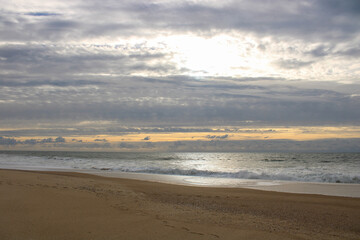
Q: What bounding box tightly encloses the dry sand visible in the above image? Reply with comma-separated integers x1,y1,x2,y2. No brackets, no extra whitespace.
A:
0,169,359,240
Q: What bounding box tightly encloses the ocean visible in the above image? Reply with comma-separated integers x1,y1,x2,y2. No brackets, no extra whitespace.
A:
0,151,359,184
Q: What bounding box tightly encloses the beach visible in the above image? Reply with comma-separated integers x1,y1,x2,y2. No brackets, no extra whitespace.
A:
0,169,359,239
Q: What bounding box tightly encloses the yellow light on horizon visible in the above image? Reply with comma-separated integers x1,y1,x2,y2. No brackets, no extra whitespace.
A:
8,126,360,145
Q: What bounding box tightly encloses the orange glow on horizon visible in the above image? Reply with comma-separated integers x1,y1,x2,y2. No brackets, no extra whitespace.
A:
11,126,360,144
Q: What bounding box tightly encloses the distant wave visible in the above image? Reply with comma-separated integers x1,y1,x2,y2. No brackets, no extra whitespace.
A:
157,157,177,160
261,159,285,162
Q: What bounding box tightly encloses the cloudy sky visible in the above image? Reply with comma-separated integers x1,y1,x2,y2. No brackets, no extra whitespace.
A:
0,0,360,151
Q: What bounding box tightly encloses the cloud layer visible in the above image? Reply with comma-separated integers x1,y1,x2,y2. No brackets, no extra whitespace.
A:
0,0,359,150
2,0,360,41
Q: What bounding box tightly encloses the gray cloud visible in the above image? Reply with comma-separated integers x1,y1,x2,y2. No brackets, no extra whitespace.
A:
206,134,229,139
120,139,360,152
274,59,315,69
2,136,359,152
119,142,137,149
0,0,359,144
335,47,360,58
77,0,359,40
0,78,106,87
0,44,175,79
0,137,17,145
0,126,248,137
55,136,65,143
307,45,334,58
1,0,359,42
0,73,359,126
307,44,360,58
0,136,66,145
25,12,61,17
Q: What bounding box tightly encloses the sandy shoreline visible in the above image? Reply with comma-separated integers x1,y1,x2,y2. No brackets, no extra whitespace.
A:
3,166,360,197
1,169,360,239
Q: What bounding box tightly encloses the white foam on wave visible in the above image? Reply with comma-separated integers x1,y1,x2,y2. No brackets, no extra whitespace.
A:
115,167,360,184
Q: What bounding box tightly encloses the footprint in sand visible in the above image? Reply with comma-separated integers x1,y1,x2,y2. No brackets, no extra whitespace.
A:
164,224,176,228
190,231,204,236
182,226,219,238
210,233,220,238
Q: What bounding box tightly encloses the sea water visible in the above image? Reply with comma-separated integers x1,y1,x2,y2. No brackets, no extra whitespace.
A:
0,151,359,184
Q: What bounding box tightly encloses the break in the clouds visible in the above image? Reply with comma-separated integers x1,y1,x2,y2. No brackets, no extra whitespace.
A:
0,0,360,151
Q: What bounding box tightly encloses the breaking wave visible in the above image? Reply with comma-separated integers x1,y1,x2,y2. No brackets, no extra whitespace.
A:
1,151,359,184
90,167,360,184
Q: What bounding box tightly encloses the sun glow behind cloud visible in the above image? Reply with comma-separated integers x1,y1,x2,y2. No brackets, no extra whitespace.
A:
122,33,360,81
164,35,259,76
144,34,282,78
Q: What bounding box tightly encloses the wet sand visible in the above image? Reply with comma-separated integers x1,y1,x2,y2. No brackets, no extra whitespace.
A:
0,169,359,239
87,170,360,197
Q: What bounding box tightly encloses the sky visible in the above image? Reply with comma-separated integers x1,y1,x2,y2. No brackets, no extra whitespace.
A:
0,0,360,151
